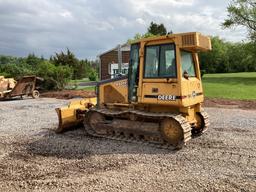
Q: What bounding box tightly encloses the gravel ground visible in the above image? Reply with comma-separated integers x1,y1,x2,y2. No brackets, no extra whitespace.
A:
0,98,255,192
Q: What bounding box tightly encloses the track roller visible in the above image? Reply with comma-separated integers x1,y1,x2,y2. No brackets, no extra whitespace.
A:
84,109,192,150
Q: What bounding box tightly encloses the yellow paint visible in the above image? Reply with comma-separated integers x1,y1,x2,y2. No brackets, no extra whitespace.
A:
55,97,97,133
57,32,211,131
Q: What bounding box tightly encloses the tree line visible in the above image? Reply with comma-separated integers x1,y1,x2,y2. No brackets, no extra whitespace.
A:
0,49,98,90
201,0,256,74
199,37,256,74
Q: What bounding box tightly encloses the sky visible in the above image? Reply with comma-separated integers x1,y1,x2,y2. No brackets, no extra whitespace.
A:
0,0,247,59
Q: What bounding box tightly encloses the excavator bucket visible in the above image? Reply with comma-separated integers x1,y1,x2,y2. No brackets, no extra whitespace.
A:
55,97,97,133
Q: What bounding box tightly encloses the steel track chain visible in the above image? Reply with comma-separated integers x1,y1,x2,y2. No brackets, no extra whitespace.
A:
200,110,210,133
191,110,209,136
84,108,192,150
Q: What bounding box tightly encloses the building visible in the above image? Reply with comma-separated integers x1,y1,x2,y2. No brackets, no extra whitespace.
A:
98,43,130,80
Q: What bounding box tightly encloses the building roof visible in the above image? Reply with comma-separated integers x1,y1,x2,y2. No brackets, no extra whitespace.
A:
97,43,130,58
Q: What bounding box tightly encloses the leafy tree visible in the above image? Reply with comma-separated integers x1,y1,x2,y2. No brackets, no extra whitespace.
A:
199,37,230,73
0,62,34,78
0,55,17,65
199,36,256,73
51,48,81,79
127,32,156,43
128,22,169,43
36,61,56,90
88,69,97,81
36,61,72,90
79,59,97,78
147,22,167,35
51,49,77,67
0,52,98,90
26,53,44,67
222,0,256,41
228,42,256,72
54,65,73,90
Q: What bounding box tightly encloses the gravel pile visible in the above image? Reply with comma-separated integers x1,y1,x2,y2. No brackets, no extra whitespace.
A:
0,98,255,191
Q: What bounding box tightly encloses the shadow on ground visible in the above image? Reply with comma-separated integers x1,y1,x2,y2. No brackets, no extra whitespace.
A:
0,97,31,102
25,127,177,159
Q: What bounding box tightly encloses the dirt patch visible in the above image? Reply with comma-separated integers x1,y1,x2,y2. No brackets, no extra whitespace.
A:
204,98,256,110
41,90,96,99
42,90,255,110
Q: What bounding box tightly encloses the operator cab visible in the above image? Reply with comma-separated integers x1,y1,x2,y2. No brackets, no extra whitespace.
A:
128,42,197,103
128,32,211,106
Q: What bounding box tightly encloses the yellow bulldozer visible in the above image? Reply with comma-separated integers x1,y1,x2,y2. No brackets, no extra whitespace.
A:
56,32,211,149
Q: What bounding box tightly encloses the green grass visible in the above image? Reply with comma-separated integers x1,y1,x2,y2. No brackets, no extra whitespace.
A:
69,78,91,84
68,78,96,91
68,73,256,100
65,83,96,91
76,86,96,91
202,72,256,100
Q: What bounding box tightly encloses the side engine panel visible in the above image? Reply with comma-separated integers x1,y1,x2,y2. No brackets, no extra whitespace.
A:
97,76,128,106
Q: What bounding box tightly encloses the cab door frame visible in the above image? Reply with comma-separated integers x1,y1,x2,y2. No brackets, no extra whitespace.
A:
128,43,140,102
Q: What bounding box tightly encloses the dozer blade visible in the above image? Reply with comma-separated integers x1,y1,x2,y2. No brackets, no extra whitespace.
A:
55,97,97,133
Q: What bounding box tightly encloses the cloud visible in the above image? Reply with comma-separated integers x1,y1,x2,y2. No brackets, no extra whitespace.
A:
0,0,247,59
136,18,146,25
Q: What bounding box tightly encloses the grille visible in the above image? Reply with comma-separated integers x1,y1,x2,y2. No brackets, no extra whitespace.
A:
182,34,195,46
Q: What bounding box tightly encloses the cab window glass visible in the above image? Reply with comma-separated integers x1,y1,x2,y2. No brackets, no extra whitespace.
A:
144,44,176,78
181,51,196,77
159,45,176,77
144,46,159,78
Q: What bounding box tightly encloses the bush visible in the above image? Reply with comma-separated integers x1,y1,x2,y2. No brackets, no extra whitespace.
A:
88,69,97,81
54,65,73,90
0,63,34,78
0,52,98,90
0,72,11,77
36,61,56,90
36,61,72,90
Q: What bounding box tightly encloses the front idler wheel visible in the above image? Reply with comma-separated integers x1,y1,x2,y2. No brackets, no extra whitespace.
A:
160,118,184,147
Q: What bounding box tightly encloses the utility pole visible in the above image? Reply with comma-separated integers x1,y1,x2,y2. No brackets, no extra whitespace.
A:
117,44,122,75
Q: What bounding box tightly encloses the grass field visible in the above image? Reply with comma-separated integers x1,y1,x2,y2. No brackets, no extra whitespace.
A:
67,78,96,91
69,78,90,84
68,72,256,100
202,72,256,100
75,86,95,91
